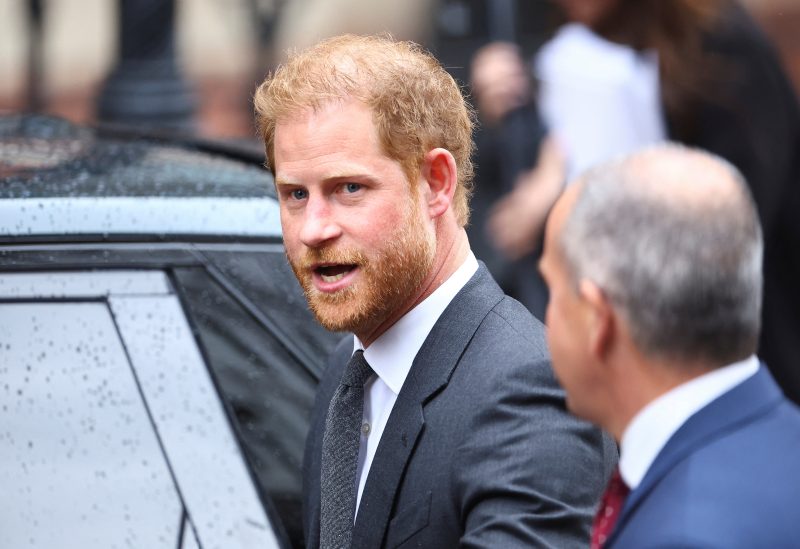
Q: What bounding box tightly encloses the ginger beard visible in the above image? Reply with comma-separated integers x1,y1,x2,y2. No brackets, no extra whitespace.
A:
288,196,436,334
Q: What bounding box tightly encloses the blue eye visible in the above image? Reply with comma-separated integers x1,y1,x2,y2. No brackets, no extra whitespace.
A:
291,189,308,200
344,183,361,193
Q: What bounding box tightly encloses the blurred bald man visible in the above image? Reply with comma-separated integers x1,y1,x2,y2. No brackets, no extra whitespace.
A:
539,144,800,549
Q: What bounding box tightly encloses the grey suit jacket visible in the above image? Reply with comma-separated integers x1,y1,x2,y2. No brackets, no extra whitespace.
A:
303,264,617,548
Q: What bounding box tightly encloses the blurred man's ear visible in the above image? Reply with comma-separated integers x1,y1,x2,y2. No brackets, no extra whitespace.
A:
579,279,615,361
422,148,457,219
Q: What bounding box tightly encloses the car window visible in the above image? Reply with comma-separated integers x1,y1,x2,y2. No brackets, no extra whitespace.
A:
0,270,282,549
173,249,341,545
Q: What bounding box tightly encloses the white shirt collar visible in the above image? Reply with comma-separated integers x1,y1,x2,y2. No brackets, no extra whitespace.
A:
619,355,759,489
353,252,479,395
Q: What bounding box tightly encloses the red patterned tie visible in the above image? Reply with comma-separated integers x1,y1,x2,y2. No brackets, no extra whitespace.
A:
591,468,630,549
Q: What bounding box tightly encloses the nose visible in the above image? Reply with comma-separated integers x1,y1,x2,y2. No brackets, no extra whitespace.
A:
299,196,342,248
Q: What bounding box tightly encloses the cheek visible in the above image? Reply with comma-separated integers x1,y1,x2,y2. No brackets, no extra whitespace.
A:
544,307,561,358
279,213,300,250
545,301,575,380
354,203,412,245
279,213,312,269
544,296,565,345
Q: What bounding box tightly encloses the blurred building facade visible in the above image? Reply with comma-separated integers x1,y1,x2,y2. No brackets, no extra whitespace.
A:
0,0,797,140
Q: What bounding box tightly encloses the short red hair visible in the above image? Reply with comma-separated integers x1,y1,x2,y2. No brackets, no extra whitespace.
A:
254,34,475,226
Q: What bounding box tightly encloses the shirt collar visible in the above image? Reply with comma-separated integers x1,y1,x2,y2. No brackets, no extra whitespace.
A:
353,252,479,395
619,355,759,489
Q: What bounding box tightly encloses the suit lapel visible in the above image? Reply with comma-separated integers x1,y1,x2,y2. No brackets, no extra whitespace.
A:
351,264,504,548
607,366,784,547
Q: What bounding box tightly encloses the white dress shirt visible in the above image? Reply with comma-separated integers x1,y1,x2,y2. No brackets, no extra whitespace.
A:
534,23,666,181
619,355,760,490
351,252,479,513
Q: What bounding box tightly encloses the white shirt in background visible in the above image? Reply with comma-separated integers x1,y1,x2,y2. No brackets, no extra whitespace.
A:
535,23,667,181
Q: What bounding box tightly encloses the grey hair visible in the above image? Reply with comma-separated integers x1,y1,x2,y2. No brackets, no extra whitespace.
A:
560,143,763,365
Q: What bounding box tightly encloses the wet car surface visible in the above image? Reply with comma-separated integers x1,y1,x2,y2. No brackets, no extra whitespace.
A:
0,115,339,549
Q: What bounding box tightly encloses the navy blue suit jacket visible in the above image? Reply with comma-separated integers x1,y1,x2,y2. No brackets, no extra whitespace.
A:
608,366,800,548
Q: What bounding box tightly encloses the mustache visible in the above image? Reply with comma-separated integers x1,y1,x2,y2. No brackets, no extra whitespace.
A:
291,247,368,270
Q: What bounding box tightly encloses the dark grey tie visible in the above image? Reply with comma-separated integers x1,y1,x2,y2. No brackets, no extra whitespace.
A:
320,350,374,549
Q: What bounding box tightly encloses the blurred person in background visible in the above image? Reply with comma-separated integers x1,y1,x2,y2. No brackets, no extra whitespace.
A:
540,143,800,549
468,42,562,321
479,0,800,404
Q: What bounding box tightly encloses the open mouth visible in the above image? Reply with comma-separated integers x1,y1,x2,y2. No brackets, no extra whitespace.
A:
315,264,357,283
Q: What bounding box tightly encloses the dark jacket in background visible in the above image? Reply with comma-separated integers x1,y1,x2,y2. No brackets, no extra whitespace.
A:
668,3,800,404
469,105,550,321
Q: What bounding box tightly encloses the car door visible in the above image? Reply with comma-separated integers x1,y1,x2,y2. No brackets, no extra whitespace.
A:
0,270,282,549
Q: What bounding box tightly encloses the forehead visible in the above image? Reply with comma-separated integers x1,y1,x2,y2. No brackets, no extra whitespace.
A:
274,101,376,156
275,99,377,145
541,183,582,274
548,184,581,243
272,100,401,185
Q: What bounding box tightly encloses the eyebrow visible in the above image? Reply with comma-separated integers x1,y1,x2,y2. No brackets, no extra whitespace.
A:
275,171,379,188
274,176,300,187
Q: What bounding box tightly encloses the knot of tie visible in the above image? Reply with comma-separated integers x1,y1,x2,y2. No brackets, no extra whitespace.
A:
341,350,374,387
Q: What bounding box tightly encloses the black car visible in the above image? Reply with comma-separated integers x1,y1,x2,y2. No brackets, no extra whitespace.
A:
0,114,339,549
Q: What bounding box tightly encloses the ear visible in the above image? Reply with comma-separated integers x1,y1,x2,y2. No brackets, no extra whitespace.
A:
578,279,615,361
421,148,457,219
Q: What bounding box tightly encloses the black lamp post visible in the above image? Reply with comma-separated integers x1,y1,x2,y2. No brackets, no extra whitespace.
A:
98,0,196,132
